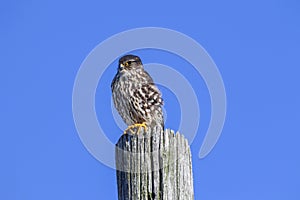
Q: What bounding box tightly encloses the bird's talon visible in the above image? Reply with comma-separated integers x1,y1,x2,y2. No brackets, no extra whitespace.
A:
129,129,135,134
124,123,147,135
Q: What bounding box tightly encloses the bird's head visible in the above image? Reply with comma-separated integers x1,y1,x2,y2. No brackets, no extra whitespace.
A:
118,54,143,72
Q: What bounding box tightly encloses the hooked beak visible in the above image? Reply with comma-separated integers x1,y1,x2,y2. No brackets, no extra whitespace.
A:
119,63,125,71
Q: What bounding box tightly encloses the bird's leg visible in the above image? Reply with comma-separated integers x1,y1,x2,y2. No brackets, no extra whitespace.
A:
123,125,136,135
123,122,147,135
135,122,147,135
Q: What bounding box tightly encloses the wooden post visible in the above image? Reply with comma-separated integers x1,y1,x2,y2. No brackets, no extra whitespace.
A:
115,126,194,200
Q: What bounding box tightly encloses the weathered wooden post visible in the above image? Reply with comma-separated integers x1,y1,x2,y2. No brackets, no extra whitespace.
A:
115,126,194,200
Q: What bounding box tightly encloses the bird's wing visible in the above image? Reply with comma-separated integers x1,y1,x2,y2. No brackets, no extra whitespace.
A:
130,83,163,119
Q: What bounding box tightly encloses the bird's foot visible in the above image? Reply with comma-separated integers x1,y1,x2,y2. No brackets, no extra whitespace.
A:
123,122,147,135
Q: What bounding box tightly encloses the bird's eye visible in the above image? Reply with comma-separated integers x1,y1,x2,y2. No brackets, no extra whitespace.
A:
125,61,132,67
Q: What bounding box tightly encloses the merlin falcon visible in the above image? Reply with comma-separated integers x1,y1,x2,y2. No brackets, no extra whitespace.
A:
111,55,164,134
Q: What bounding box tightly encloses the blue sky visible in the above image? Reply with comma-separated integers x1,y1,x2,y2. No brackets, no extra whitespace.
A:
2,0,300,199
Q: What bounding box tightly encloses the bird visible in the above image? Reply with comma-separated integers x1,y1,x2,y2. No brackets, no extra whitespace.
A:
111,54,164,135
